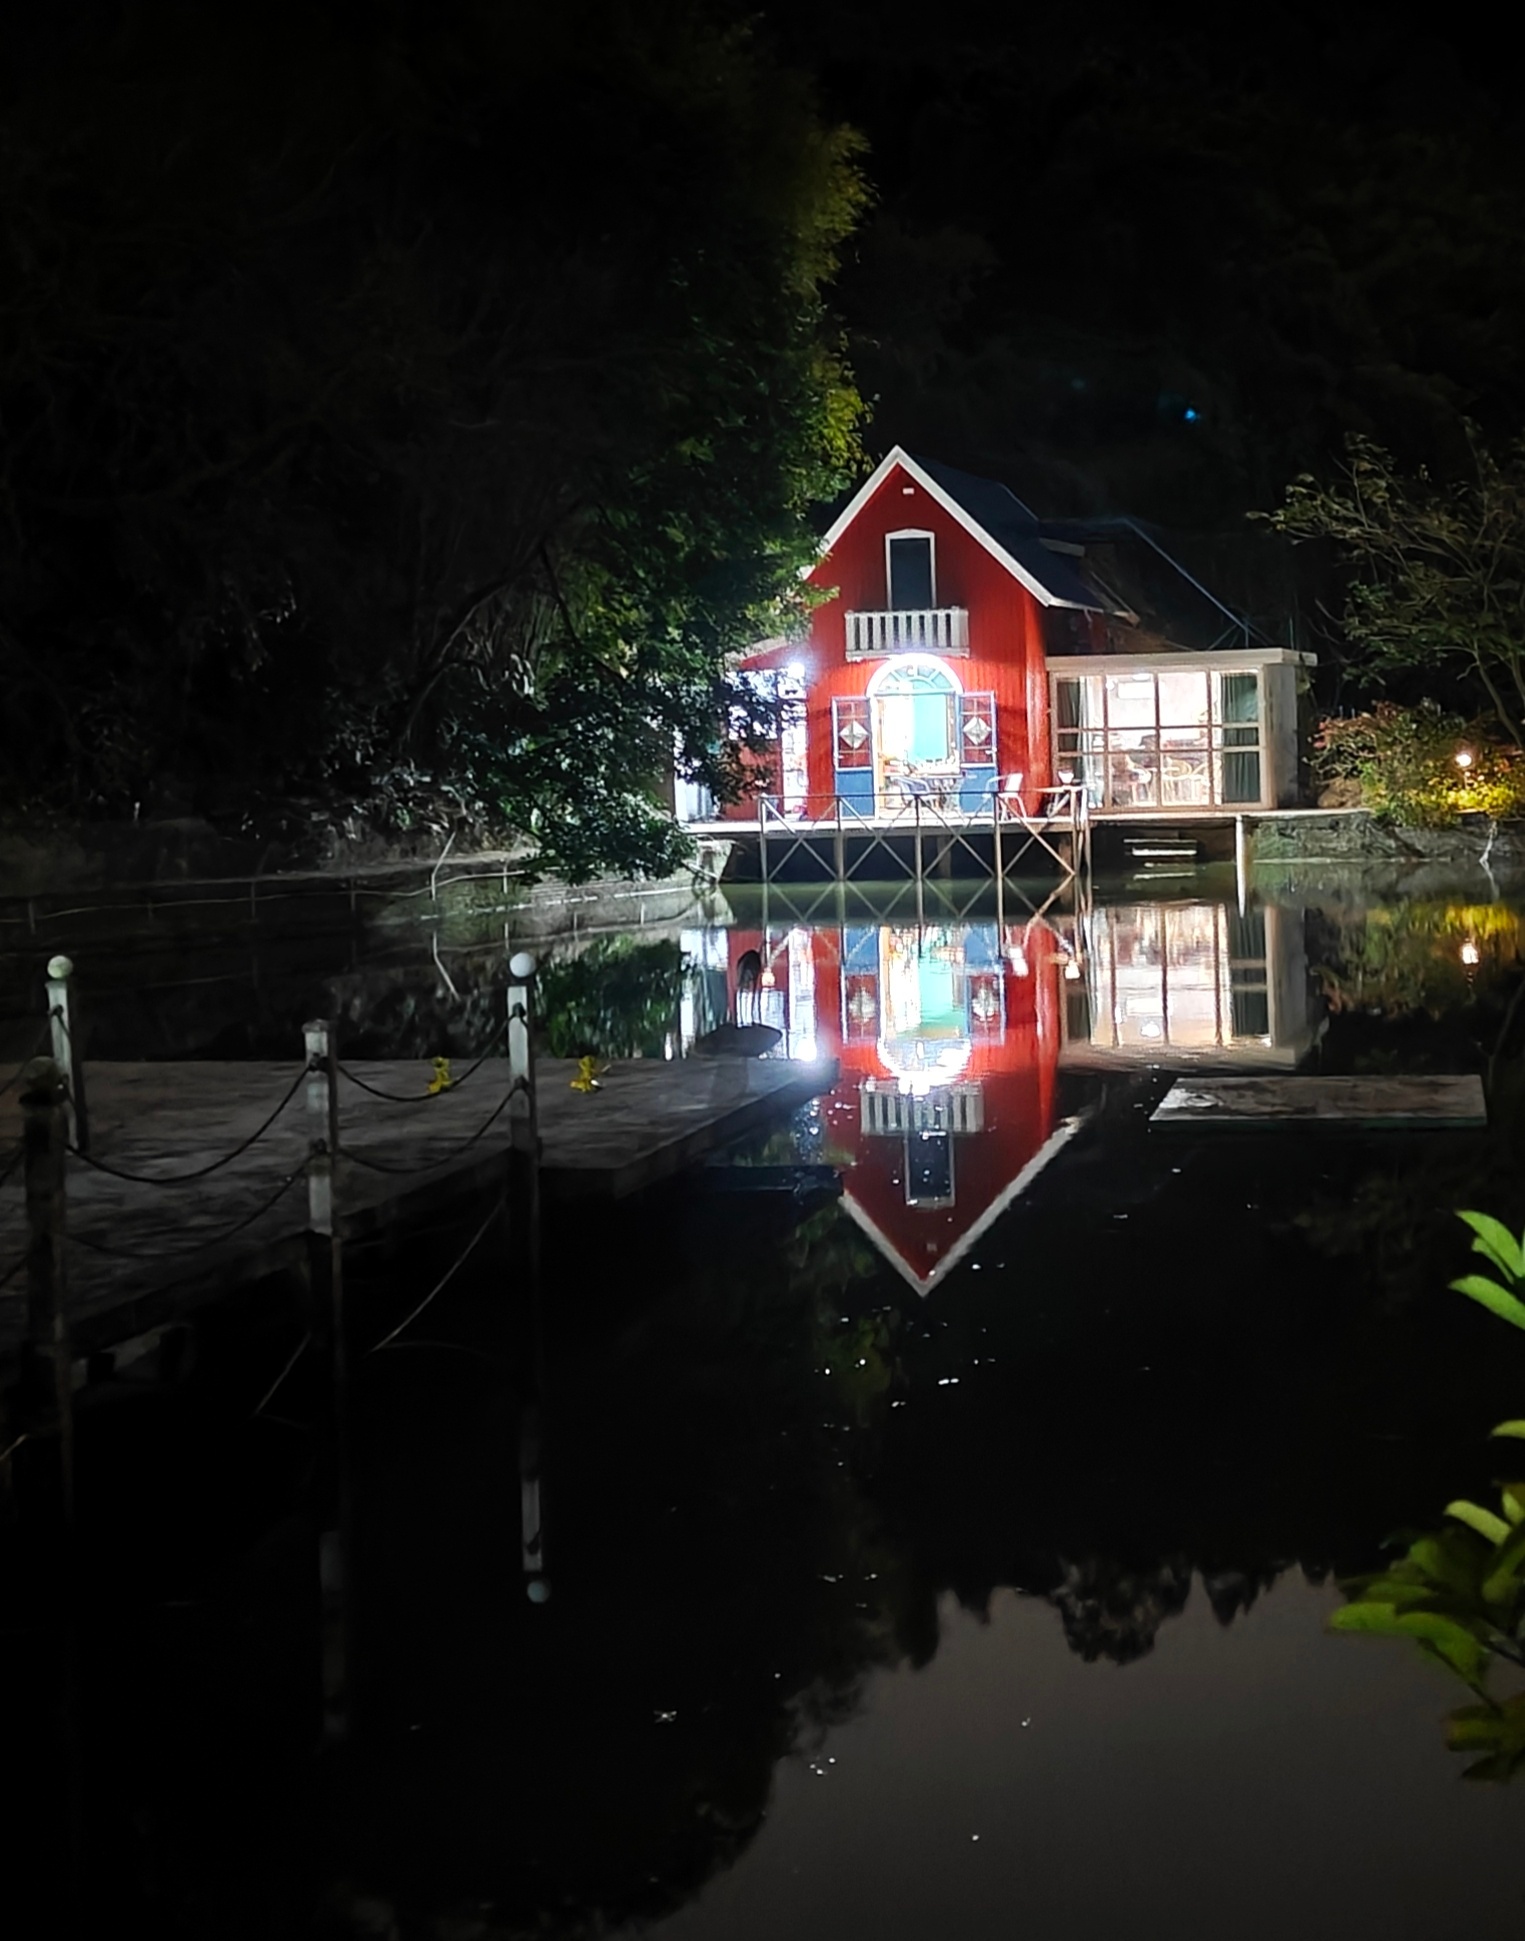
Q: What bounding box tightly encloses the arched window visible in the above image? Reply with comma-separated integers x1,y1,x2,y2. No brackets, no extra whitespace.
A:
869,657,961,772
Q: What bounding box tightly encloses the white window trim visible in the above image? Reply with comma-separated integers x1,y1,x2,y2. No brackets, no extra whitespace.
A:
866,653,963,696
884,528,936,609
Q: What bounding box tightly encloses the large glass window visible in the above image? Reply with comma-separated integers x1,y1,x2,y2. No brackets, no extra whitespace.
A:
1075,903,1269,1051
1052,667,1264,809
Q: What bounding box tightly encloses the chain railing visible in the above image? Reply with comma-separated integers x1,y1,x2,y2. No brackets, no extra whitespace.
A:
0,951,541,1364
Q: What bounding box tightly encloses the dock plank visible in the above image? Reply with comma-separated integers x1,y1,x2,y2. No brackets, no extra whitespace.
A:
0,1053,836,1361
1150,1074,1487,1130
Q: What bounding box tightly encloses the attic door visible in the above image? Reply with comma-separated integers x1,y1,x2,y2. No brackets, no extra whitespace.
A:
887,531,934,610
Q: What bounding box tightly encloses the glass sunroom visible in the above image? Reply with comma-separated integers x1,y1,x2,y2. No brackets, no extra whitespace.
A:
1049,649,1312,813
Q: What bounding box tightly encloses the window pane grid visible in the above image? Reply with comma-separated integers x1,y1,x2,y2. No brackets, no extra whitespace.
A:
1052,671,1264,808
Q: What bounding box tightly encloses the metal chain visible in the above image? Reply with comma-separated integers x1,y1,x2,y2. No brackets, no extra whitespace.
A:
67,1166,307,1261
65,1064,308,1185
368,1189,506,1354
0,1018,56,1100
336,1018,510,1104
340,1079,526,1175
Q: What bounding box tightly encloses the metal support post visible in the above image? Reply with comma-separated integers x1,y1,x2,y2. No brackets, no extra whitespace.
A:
833,796,846,882
46,956,88,1154
507,951,548,1602
20,1057,73,1521
304,1018,351,1736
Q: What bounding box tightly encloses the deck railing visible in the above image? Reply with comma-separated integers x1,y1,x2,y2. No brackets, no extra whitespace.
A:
755,785,1090,888
844,607,970,658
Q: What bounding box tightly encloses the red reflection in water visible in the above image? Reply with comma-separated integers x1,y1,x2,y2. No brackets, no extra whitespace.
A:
726,922,1064,1295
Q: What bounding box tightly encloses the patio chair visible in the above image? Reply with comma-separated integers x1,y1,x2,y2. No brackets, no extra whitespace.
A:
991,772,1027,819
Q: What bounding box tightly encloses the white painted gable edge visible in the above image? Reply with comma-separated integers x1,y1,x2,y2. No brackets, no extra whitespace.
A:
818,446,1102,611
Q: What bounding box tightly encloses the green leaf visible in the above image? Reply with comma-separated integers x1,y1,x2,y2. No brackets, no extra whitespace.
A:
1449,1274,1525,1333
1458,1211,1525,1281
1407,1530,1487,1597
1481,1520,1525,1606
1348,1576,1439,1608
1447,1499,1513,1546
1503,1485,1525,1528
1445,1705,1505,1750
1491,1421,1525,1440
1333,1603,1493,1688
1330,1601,1415,1638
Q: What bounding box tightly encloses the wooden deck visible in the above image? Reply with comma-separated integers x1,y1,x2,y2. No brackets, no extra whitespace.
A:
1150,1074,1488,1130
0,1054,836,1363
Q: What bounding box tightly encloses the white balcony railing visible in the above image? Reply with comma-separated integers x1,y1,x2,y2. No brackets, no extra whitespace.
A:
860,1080,985,1137
845,607,969,659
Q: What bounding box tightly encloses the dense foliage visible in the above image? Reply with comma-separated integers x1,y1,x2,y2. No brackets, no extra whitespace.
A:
1314,704,1525,826
0,0,865,877
1271,433,1525,747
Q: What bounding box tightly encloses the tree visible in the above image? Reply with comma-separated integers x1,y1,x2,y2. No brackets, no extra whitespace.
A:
1265,431,1525,748
0,0,866,877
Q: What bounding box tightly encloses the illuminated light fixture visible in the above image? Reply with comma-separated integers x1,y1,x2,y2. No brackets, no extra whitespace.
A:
760,968,776,987
1461,941,1481,966
1058,768,1076,785
1063,961,1083,982
788,661,806,681
1139,1020,1162,1039
1455,749,1474,769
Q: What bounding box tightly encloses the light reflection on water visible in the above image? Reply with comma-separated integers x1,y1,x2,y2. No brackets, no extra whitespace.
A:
681,897,1321,1295
9,877,1525,1934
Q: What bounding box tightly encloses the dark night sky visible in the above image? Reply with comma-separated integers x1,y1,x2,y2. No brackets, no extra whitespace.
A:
757,1,1525,546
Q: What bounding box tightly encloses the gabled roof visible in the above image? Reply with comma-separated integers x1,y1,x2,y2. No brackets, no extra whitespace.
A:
820,446,1128,615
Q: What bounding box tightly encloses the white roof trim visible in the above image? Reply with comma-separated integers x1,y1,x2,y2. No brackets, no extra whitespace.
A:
819,447,1101,611
838,1114,1084,1298
1050,648,1316,674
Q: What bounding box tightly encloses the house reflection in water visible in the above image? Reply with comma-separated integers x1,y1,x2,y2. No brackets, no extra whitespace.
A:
682,902,1314,1296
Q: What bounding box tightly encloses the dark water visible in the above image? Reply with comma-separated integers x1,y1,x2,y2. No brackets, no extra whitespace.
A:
5,872,1525,1936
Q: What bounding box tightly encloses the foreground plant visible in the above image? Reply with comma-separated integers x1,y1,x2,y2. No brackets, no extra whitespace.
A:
1332,1210,1525,1778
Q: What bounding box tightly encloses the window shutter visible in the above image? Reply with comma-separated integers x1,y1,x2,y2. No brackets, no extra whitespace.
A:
833,695,872,769
957,692,996,769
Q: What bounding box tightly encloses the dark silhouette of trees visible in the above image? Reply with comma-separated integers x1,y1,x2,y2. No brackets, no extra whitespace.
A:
1,0,865,875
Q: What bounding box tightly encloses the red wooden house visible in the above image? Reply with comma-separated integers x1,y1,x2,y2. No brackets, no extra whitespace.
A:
679,447,1310,826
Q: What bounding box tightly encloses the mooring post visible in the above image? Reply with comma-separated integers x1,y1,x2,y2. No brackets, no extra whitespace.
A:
46,955,88,1155
303,1018,352,1736
506,950,548,1601
20,1057,74,1521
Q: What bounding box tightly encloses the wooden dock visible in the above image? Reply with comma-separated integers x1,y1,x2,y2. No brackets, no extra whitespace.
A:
1150,1074,1488,1131
0,1053,837,1364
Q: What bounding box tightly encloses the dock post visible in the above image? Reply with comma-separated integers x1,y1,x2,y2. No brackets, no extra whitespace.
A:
303,1019,351,1737
506,952,547,1601
20,1057,73,1522
46,956,88,1155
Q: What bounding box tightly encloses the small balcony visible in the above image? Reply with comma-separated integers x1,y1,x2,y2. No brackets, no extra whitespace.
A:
845,606,969,659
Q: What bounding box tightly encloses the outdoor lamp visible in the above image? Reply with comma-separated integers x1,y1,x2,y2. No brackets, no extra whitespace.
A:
1455,748,1474,769
1461,941,1481,967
